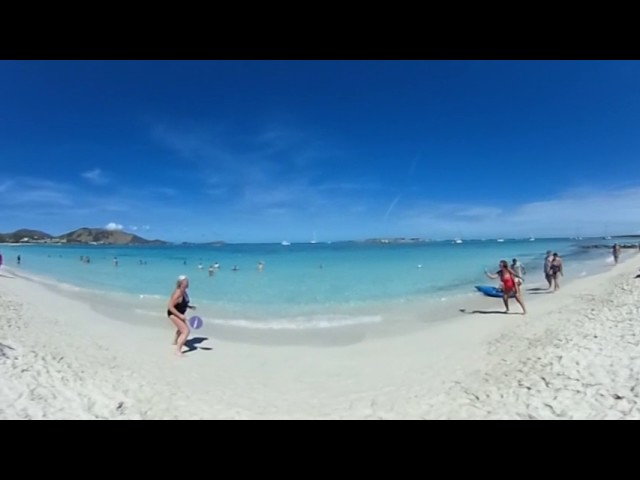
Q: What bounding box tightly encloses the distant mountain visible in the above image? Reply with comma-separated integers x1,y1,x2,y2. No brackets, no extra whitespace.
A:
0,229,53,243
0,227,229,246
58,228,167,245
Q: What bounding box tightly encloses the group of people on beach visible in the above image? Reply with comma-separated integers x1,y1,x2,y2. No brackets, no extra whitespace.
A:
483,251,566,315
484,259,528,314
165,249,574,354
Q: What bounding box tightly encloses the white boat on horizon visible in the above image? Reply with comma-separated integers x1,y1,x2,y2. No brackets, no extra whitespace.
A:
281,241,291,246
497,238,505,243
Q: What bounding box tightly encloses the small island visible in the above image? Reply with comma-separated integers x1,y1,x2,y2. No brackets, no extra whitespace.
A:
362,237,427,244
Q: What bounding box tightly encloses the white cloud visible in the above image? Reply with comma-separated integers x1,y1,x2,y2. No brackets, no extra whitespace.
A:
129,225,138,231
82,168,108,185
402,187,640,238
105,222,123,231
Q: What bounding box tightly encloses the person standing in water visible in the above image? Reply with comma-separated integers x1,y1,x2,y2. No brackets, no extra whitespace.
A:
612,243,621,265
167,275,197,356
17,254,21,265
485,260,526,314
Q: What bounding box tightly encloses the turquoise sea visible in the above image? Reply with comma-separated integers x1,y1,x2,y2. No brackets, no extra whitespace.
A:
1,238,627,329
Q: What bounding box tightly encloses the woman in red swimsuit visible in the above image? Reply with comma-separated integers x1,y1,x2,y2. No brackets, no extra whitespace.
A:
485,260,526,314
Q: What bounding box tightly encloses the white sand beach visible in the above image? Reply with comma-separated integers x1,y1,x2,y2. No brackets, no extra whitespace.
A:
1,254,640,420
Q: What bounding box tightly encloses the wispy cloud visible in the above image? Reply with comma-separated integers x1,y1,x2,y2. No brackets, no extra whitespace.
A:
402,187,640,237
0,181,12,193
383,194,401,221
128,225,150,232
152,123,379,221
81,168,109,185
0,174,171,236
0,178,74,207
457,207,503,218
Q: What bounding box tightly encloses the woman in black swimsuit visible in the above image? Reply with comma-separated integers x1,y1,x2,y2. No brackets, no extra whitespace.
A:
549,253,563,292
167,275,196,356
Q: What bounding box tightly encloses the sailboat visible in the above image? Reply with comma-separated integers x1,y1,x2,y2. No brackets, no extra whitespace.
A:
310,232,317,244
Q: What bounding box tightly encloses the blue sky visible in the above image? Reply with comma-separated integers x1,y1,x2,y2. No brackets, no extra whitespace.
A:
1,60,640,242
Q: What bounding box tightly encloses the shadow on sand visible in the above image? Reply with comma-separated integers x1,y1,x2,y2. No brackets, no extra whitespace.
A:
459,309,518,315
526,286,554,295
0,342,15,359
184,337,212,354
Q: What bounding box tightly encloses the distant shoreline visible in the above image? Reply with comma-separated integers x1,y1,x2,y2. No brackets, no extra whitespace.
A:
3,231,640,247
